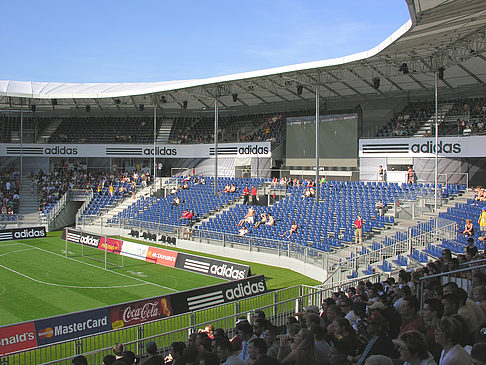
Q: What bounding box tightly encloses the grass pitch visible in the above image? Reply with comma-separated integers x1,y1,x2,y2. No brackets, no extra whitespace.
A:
0,231,320,326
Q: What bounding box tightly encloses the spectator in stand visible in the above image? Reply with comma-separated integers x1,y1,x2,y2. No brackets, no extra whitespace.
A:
397,330,436,365
141,341,163,364
422,298,443,362
356,311,397,364
280,221,298,238
278,328,316,365
237,206,256,226
354,215,364,245
265,213,275,227
242,186,250,205
463,219,475,237
264,325,280,359
479,208,486,235
434,317,472,364
378,165,384,182
113,343,125,361
251,186,258,205
329,338,353,365
471,343,486,365
248,337,280,365
164,342,185,365
215,338,246,365
466,237,479,258
71,355,88,365
102,355,116,365
254,213,267,228
236,321,256,362
398,296,426,338
171,196,180,209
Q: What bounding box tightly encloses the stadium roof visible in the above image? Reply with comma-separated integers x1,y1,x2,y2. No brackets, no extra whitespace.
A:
1,0,486,112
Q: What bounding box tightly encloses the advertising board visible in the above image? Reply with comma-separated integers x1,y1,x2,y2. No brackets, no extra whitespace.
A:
34,308,111,346
0,226,46,242
109,296,172,329
0,322,37,355
170,275,267,314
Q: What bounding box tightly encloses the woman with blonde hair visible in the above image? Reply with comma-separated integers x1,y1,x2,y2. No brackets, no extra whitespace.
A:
278,328,316,365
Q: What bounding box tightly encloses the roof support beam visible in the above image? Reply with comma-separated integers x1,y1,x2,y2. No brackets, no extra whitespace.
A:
322,69,364,96
347,68,385,95
365,63,404,91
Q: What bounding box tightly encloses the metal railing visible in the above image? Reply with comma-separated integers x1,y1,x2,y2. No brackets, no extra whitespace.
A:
99,217,328,270
324,217,457,277
3,283,349,365
91,214,456,279
393,192,442,220
417,260,486,310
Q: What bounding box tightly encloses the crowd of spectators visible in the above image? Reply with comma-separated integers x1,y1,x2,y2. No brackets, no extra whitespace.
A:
376,102,434,137
0,167,20,215
36,168,150,213
69,248,486,365
169,113,285,145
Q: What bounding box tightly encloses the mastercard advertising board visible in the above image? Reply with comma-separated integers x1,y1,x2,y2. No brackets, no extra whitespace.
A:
34,308,111,346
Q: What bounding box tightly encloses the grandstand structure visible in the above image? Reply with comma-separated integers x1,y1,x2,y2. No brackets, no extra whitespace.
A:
0,1,485,278
1,0,486,363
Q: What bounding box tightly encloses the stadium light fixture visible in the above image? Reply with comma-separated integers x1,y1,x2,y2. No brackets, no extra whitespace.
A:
372,78,380,90
438,67,445,80
399,63,409,74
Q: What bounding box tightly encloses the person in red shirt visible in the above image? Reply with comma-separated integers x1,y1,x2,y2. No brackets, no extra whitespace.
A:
398,295,426,338
251,186,258,205
243,186,250,205
354,215,364,245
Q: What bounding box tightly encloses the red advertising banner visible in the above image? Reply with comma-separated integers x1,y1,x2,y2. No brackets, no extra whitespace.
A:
0,322,37,355
99,237,123,254
145,246,178,267
109,296,172,329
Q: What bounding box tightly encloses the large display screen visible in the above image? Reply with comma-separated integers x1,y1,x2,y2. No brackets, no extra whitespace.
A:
286,113,358,160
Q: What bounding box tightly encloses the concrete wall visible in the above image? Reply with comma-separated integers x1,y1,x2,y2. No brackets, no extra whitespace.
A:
98,226,327,282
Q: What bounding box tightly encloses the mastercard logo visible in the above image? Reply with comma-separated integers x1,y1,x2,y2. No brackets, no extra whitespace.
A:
112,320,124,329
38,327,53,339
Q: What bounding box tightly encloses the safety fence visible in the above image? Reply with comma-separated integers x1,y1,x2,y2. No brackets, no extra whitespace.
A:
2,279,383,365
98,215,457,280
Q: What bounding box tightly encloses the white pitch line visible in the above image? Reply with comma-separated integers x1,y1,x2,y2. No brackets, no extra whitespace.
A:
0,263,149,289
9,241,179,292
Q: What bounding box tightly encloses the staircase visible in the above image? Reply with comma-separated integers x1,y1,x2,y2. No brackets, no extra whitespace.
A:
332,189,475,282
36,119,63,143
18,177,41,226
413,103,455,137
157,119,174,143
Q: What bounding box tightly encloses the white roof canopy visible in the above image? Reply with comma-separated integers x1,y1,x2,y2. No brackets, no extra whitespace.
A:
1,0,486,112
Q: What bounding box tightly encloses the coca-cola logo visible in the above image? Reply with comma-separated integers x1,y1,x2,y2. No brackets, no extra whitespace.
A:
122,301,160,324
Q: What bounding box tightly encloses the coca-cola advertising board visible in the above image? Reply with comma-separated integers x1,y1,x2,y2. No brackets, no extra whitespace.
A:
109,296,172,329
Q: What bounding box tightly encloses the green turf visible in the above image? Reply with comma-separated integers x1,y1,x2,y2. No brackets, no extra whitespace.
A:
0,232,319,327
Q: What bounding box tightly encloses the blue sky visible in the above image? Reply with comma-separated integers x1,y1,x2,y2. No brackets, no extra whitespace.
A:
0,1,410,83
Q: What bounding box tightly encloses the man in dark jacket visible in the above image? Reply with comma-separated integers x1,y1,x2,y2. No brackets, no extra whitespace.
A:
142,341,164,365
